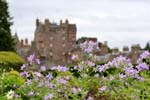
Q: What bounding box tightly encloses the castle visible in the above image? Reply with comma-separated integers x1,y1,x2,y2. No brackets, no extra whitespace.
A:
33,19,76,64
13,18,144,65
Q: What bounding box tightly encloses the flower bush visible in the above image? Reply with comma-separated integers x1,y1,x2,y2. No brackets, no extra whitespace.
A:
0,41,150,100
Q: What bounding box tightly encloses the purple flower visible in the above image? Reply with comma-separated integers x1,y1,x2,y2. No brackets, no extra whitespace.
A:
27,91,34,96
109,76,114,81
98,64,108,72
20,71,27,77
38,82,44,88
77,64,83,71
57,78,68,84
46,73,53,81
26,79,32,85
49,83,54,89
57,65,68,72
125,67,138,76
41,66,46,71
71,54,78,60
133,95,137,99
136,63,149,71
80,41,99,53
85,96,93,100
140,51,150,59
65,76,70,80
99,86,107,91
35,59,40,64
27,54,35,63
94,74,99,78
84,46,93,53
138,77,145,81
21,64,26,70
33,72,42,77
119,73,126,79
132,74,145,81
72,87,78,94
88,61,95,67
57,89,61,92
44,93,54,100
50,66,57,70
34,77,39,82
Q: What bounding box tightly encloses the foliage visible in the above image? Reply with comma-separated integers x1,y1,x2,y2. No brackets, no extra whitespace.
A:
0,70,25,98
0,52,24,71
0,41,150,100
0,0,15,51
144,42,150,52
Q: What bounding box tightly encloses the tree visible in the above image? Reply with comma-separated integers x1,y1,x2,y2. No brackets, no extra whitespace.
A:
0,0,15,51
76,37,88,44
144,42,150,51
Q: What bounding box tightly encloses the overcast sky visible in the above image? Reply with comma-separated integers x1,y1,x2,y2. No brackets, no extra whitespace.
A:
7,0,150,50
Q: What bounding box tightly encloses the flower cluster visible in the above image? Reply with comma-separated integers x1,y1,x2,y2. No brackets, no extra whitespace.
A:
80,41,99,53
1,41,150,100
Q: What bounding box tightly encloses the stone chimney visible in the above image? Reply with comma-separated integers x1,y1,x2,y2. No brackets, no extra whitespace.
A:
65,19,69,24
45,19,50,25
112,47,119,53
36,18,39,27
131,44,140,52
60,20,62,25
44,19,50,32
123,46,129,52
104,41,108,45
100,43,108,55
25,38,28,45
21,39,24,48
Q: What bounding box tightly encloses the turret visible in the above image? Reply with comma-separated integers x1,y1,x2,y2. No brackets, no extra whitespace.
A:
65,19,69,24
44,18,50,25
60,20,62,25
131,44,140,52
44,19,50,32
112,47,119,54
25,38,28,45
21,39,24,48
36,18,39,27
123,46,129,52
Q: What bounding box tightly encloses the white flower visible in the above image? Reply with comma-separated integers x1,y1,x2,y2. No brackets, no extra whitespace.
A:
6,90,15,100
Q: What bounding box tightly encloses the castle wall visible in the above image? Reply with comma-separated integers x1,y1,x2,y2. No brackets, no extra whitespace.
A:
34,19,76,64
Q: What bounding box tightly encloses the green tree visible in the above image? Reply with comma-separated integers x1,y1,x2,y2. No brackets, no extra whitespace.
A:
144,42,150,51
0,0,15,51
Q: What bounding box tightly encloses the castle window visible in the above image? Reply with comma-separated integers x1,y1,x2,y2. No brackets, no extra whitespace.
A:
49,52,53,56
50,37,53,40
50,44,53,47
62,43,65,47
62,37,65,40
71,37,75,40
38,41,43,43
62,29,65,34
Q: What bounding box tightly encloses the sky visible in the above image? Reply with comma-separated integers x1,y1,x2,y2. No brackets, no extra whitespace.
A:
7,0,150,50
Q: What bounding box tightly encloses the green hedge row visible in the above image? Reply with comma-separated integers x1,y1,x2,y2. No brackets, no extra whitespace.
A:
0,52,24,71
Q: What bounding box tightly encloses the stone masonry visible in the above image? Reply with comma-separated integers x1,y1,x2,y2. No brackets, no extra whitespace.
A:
34,18,76,64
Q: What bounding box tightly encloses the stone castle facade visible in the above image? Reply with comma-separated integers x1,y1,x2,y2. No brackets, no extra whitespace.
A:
34,19,76,63
13,18,144,65
13,33,31,59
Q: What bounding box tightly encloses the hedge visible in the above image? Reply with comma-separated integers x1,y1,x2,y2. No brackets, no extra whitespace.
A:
0,52,24,71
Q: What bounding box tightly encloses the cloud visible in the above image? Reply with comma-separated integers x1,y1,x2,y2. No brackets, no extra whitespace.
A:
7,0,150,49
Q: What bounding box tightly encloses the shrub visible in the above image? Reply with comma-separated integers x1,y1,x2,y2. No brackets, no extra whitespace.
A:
0,70,25,95
0,52,24,71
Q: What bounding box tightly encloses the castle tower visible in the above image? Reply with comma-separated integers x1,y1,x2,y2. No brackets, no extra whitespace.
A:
34,18,77,64
25,38,28,45
36,18,39,27
20,39,24,48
